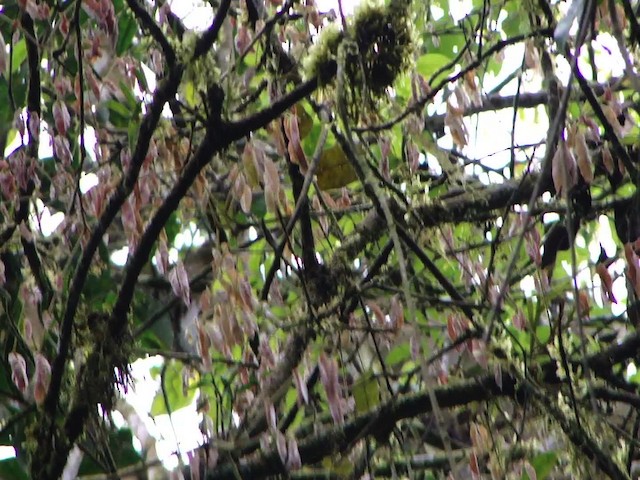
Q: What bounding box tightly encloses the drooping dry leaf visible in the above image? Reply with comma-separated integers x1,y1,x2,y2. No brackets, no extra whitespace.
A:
581,115,600,143
265,400,277,430
470,450,480,479
523,461,538,480
8,352,28,395
286,437,301,471
319,353,343,425
577,291,590,318
551,141,577,197
625,243,640,297
169,260,191,307
463,70,481,106
240,183,252,214
284,114,308,172
53,101,71,135
272,428,286,464
596,261,617,303
154,230,169,276
390,295,404,330
242,142,261,188
524,39,540,70
574,129,593,183
263,156,280,213
293,367,309,405
27,111,40,142
601,104,624,137
53,136,72,166
293,104,313,139
445,98,468,149
34,353,51,406
602,144,615,175
470,422,490,453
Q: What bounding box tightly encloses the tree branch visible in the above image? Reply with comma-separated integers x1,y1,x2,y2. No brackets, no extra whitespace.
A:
422,77,623,137
208,373,514,479
127,0,176,67
37,71,330,480
44,65,184,420
193,0,232,59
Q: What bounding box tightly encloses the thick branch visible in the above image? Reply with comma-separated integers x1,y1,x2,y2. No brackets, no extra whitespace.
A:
330,173,539,275
193,0,232,59
423,78,622,137
127,0,176,66
208,373,514,479
19,13,52,307
110,75,322,335
208,324,640,479
44,65,184,419
38,73,329,480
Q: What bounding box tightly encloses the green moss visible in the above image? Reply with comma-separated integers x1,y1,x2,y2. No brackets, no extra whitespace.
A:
171,32,220,90
351,1,414,96
303,0,414,119
303,24,343,85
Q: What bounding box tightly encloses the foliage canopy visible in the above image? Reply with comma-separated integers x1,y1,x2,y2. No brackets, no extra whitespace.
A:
2,0,640,478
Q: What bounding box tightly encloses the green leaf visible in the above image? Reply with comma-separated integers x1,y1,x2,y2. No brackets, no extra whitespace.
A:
0,458,29,480
316,143,358,190
119,81,140,115
116,12,138,56
529,451,558,479
150,361,197,415
535,325,551,345
416,53,452,84
423,29,464,63
353,373,380,413
250,193,267,219
128,118,139,148
502,7,524,37
385,343,410,366
165,213,181,244
133,65,150,93
184,81,197,108
83,269,115,310
628,371,640,385
78,428,142,474
10,39,27,74
105,99,131,119
506,326,531,353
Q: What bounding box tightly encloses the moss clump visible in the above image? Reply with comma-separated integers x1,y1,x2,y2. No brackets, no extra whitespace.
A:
304,0,414,117
303,24,344,85
351,0,413,96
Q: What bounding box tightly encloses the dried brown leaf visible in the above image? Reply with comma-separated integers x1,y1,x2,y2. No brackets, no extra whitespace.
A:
9,352,28,395
596,261,617,303
34,353,51,406
574,130,593,183
319,354,343,425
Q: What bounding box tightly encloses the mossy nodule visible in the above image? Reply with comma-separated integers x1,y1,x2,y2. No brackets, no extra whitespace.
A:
304,0,414,118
